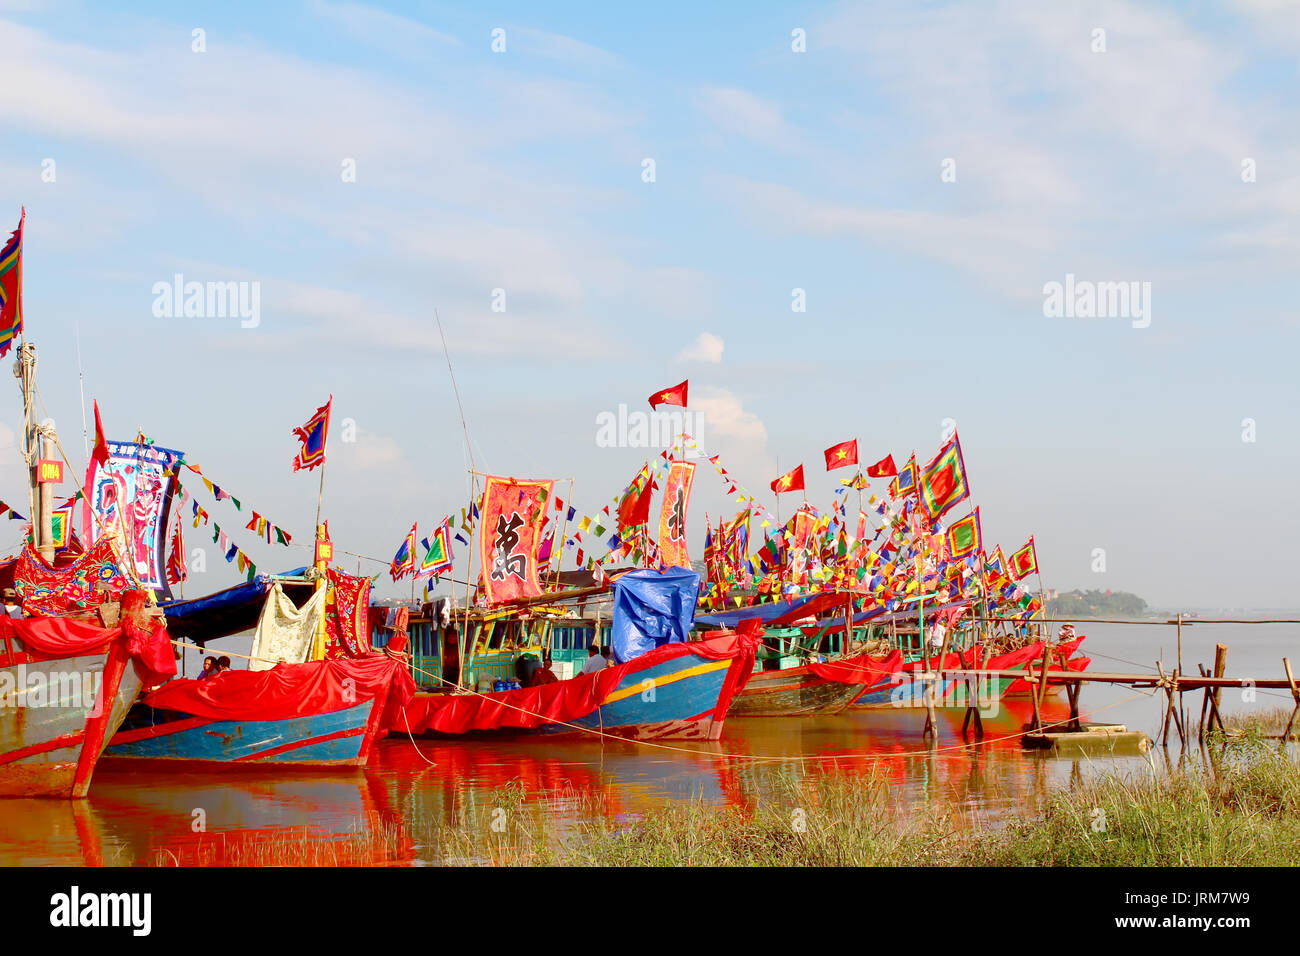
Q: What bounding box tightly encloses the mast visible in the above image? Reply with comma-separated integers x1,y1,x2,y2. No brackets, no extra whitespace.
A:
16,341,54,563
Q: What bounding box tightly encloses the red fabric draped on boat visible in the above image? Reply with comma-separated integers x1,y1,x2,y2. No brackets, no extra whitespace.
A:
142,655,417,730
401,626,761,735
0,613,177,685
807,649,903,686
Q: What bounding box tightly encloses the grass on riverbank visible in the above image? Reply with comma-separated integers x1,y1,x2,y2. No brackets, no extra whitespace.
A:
423,741,1300,867
150,740,1300,867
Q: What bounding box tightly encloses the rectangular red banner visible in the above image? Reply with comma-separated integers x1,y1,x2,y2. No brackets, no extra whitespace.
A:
479,476,553,605
657,460,695,569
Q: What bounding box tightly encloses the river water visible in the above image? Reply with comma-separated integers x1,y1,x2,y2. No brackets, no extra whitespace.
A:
3,622,1296,865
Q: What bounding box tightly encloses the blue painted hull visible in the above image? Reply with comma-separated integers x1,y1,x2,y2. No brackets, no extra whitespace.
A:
548,650,733,740
402,637,753,741
102,700,378,768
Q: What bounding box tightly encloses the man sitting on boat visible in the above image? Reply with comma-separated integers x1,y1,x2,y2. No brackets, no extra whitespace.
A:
580,644,608,675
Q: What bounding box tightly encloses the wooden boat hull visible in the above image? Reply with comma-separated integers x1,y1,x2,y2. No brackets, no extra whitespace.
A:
403,635,756,742
851,674,1016,709
102,698,384,769
547,651,734,740
729,664,865,717
0,641,142,799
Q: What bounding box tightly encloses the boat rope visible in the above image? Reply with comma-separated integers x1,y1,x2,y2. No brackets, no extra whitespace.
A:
401,708,438,766
399,660,1156,765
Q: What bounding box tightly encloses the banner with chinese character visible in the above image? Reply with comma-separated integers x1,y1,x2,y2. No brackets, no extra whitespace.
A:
478,476,553,605
657,460,695,568
83,440,184,599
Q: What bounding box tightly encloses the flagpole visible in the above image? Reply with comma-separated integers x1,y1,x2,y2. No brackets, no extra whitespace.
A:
310,409,330,662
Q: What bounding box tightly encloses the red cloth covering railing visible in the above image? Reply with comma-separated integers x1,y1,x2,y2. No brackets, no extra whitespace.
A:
13,539,130,617
401,625,761,735
806,648,903,686
142,655,417,731
0,612,177,686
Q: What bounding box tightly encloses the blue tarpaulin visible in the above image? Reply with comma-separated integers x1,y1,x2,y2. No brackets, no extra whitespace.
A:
611,567,700,663
160,568,310,642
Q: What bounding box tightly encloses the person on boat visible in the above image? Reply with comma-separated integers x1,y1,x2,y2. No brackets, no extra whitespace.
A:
600,645,613,667
216,655,232,673
197,656,218,681
530,652,558,687
579,644,607,675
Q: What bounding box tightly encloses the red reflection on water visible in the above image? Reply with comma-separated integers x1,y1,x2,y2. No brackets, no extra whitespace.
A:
0,695,1085,866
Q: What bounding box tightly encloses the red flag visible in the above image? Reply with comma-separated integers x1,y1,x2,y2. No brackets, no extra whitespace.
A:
648,380,688,409
866,453,897,478
770,464,805,495
823,439,858,471
617,463,653,531
91,400,110,467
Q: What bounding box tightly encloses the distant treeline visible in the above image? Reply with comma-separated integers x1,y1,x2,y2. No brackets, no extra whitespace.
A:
1046,589,1149,618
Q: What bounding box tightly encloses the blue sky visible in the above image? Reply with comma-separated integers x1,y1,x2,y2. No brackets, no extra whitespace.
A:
1,0,1297,607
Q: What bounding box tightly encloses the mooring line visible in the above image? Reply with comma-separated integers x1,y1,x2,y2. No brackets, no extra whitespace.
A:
398,659,1157,765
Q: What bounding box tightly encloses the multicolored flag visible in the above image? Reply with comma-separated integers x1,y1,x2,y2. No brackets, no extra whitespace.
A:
616,462,654,533
0,209,24,357
946,508,982,560
723,508,750,571
478,476,553,605
658,460,696,568
823,439,858,471
84,439,185,599
166,505,186,584
291,396,332,472
50,504,76,551
389,522,417,580
919,435,969,519
416,518,454,578
889,456,917,497
648,379,688,409
770,464,805,495
866,453,898,478
1009,536,1039,581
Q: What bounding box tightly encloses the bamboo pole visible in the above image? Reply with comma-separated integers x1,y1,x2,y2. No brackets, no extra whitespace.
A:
1283,658,1299,741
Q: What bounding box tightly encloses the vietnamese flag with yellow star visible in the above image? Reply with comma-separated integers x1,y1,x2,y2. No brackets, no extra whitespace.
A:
648,380,688,409
866,453,897,478
823,439,858,471
770,464,805,495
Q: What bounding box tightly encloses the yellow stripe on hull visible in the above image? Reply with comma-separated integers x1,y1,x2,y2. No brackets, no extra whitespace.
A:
600,659,730,705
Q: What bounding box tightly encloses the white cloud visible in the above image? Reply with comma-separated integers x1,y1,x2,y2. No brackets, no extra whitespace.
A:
677,332,725,363
697,87,801,152
694,387,766,445
309,1,460,55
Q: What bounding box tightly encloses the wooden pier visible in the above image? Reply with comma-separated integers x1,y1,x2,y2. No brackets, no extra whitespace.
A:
911,647,1300,751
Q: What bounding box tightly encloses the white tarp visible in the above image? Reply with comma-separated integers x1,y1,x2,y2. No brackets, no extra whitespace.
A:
248,584,325,671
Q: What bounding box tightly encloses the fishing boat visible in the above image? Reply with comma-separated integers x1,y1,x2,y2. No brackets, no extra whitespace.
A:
102,654,414,768
99,566,416,769
395,566,760,741
0,586,175,798
0,209,179,797
400,625,759,741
